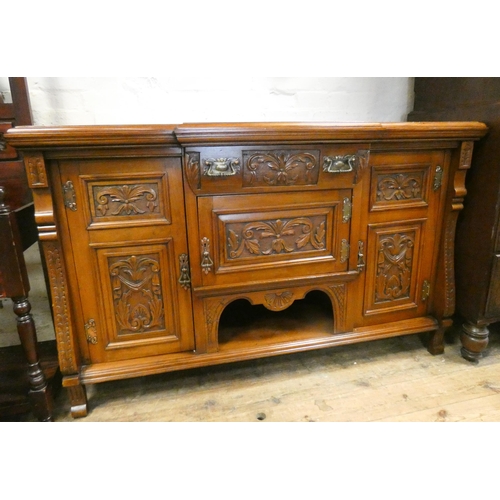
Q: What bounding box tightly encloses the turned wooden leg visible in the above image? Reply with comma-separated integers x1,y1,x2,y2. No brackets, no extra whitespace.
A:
12,296,54,422
64,375,88,418
460,321,489,362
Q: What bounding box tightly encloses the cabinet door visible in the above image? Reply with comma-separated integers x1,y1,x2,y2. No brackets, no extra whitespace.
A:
196,189,352,287
57,157,194,363
360,150,448,324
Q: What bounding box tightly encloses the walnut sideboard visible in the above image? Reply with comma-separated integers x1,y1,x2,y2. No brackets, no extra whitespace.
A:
5,122,487,418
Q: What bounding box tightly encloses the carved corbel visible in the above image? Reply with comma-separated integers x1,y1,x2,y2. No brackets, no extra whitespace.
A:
185,152,201,192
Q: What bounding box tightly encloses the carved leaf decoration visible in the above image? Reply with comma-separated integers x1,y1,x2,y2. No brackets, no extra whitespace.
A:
245,239,261,254
148,296,164,329
115,299,132,330
96,184,158,216
315,222,326,246
268,238,294,254
296,232,311,249
227,216,327,258
228,229,239,251
246,152,317,186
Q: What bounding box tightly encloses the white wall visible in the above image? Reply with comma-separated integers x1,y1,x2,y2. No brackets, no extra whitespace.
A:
0,77,415,126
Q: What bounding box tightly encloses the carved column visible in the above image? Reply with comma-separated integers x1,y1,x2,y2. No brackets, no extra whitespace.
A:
428,142,474,355
23,152,88,417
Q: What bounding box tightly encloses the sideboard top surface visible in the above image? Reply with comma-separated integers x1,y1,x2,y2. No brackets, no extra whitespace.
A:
173,121,488,144
5,122,488,149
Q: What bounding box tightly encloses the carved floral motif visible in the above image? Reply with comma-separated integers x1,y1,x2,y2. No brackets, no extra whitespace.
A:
95,184,158,216
109,254,164,333
264,291,294,311
375,232,415,303
243,151,318,186
227,217,326,259
376,173,423,201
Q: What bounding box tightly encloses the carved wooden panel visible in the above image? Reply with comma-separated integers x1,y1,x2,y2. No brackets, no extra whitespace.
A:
24,153,48,188
108,253,165,334
364,221,425,315
242,150,320,187
226,215,327,260
371,165,430,211
374,231,416,304
95,242,180,348
84,174,171,227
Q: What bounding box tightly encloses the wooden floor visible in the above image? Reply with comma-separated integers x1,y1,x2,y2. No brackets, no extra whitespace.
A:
18,322,500,422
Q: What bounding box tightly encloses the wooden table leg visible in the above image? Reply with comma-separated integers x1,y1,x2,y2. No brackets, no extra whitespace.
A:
12,296,54,421
460,321,489,362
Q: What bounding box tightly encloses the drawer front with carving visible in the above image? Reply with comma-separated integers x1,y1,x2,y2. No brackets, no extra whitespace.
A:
54,157,194,363
183,145,369,195
196,190,352,286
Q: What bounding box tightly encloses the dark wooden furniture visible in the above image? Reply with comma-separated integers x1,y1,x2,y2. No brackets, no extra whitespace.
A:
5,121,487,418
0,78,55,421
409,78,500,361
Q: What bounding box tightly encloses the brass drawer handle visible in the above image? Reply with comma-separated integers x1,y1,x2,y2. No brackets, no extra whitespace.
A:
201,237,214,274
323,150,370,183
204,158,240,177
178,253,191,290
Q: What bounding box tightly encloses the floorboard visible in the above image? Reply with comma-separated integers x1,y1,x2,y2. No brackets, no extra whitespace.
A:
17,323,500,422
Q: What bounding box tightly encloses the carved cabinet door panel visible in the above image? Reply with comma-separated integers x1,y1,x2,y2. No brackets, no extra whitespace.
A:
195,189,352,287
55,156,194,363
359,150,449,324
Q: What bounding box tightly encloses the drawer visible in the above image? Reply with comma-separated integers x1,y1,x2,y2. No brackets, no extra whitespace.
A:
196,189,352,287
58,158,178,230
184,144,370,195
368,150,447,213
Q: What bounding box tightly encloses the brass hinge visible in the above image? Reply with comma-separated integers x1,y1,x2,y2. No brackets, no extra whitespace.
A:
342,197,352,223
85,319,98,344
433,166,443,191
422,280,431,302
63,180,77,211
178,253,191,290
340,239,350,263
357,241,365,272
